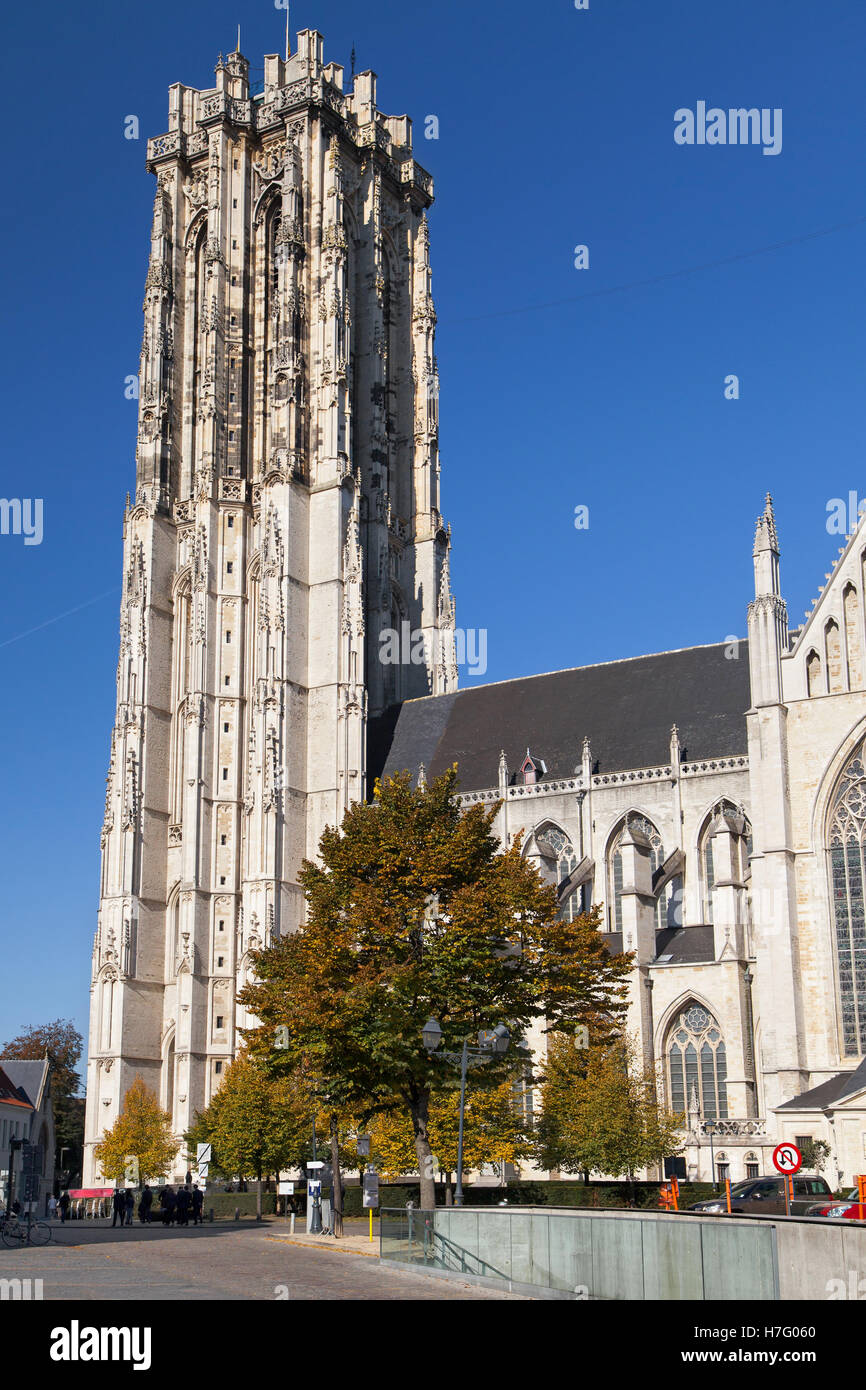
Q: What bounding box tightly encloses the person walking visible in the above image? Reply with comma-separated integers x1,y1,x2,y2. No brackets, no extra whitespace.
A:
176,1184,191,1227
191,1185,204,1226
111,1189,125,1227
139,1186,152,1224
47,1193,58,1221
58,1191,70,1223
160,1186,176,1226
124,1188,135,1226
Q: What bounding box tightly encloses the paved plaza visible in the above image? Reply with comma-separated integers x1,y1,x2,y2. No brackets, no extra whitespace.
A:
0,1220,519,1301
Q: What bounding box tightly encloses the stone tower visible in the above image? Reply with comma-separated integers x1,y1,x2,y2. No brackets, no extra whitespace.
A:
84,32,457,1183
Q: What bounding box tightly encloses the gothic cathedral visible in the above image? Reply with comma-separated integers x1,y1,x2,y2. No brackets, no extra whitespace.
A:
85,34,866,1191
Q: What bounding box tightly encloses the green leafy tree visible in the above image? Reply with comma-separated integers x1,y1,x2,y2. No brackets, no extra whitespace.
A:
536,1034,683,1199
186,1053,311,1217
2,1019,85,1174
797,1138,832,1175
93,1077,176,1184
241,767,632,1208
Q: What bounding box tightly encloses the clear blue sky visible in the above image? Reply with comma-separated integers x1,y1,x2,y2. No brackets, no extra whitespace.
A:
1,0,864,1054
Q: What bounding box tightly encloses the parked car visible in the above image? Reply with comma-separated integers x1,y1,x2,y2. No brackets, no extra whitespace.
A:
689,1174,832,1216
804,1188,866,1219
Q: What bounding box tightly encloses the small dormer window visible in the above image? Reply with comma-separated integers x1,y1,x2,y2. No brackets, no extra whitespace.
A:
518,750,546,785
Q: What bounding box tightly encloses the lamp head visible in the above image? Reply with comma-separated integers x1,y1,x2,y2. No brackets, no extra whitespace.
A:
422,1018,442,1052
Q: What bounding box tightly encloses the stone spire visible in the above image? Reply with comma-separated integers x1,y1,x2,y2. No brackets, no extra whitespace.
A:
753,492,780,599
748,492,788,706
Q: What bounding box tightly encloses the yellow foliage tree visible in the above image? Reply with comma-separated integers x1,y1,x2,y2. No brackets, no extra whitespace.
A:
369,1081,531,1191
93,1076,177,1185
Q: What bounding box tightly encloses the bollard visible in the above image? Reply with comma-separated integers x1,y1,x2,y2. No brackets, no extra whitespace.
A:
209,1208,214,1223
234,1207,240,1221
290,1212,296,1235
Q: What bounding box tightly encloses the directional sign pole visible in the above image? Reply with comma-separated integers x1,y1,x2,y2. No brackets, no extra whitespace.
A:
772,1141,802,1218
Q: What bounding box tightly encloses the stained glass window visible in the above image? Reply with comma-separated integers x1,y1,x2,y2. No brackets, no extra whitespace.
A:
666,1003,728,1120
828,751,866,1056
609,817,671,930
537,826,581,922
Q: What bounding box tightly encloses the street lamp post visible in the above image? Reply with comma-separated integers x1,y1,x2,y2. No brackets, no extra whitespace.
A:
423,1019,509,1207
308,1118,322,1235
706,1120,717,1190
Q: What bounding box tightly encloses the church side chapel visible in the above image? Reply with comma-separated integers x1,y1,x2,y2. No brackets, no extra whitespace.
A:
84,31,865,1193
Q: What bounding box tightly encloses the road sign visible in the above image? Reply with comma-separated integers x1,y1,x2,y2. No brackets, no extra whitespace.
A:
362,1172,379,1209
277,1181,294,1195
306,1159,325,1169
197,1163,209,1179
307,1180,321,1196
356,1136,371,1157
196,1143,212,1165
772,1142,802,1175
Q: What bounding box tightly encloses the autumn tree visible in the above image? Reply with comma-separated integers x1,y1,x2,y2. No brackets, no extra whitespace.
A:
370,1080,533,1200
241,767,632,1208
2,1019,85,1173
536,1034,683,1200
93,1077,176,1185
186,1053,311,1217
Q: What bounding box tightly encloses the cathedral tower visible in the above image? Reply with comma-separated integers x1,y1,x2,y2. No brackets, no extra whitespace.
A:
84,33,457,1182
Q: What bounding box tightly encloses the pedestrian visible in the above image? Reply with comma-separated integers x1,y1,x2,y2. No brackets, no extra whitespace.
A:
112,1188,125,1227
124,1188,135,1226
11,1199,21,1217
58,1191,70,1223
47,1193,58,1221
159,1186,171,1225
191,1185,203,1225
139,1186,152,1224
176,1185,191,1227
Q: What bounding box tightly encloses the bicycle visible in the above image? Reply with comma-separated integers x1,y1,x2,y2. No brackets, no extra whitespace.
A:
0,1213,52,1248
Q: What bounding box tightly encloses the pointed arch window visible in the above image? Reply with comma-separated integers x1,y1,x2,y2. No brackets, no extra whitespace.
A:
666,1003,728,1120
806,649,823,697
828,747,866,1055
536,825,581,922
699,802,753,923
609,816,670,931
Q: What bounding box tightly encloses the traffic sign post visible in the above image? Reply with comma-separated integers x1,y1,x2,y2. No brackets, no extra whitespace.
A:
772,1143,802,1215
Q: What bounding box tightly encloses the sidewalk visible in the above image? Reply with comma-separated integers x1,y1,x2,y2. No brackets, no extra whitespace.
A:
268,1221,379,1258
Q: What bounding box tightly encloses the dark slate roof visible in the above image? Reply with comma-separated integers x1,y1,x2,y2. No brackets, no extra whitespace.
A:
653,925,715,964
0,1059,49,1109
369,642,750,794
776,1056,866,1112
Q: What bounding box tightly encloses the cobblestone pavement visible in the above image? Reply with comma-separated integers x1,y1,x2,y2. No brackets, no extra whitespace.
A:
0,1221,521,1300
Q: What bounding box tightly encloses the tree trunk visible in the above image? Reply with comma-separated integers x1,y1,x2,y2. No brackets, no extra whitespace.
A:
329,1114,343,1238
444,1175,453,1207
256,1166,263,1220
409,1089,436,1210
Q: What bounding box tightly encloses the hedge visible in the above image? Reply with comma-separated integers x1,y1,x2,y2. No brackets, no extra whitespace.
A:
339,1179,718,1215
201,1180,719,1218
